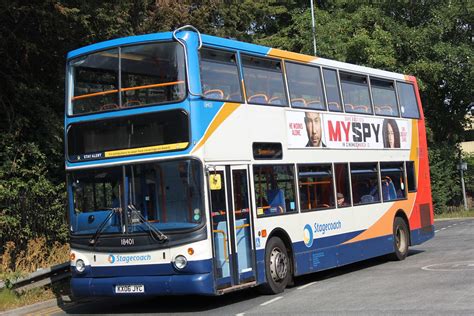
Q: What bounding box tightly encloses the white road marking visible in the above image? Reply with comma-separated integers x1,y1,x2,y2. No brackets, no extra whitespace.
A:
260,296,283,306
298,281,317,290
453,224,457,226
236,313,245,316
441,228,446,230
435,230,440,233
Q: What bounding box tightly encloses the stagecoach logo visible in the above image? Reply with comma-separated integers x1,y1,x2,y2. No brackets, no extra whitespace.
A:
107,253,152,264
303,224,314,248
108,254,116,264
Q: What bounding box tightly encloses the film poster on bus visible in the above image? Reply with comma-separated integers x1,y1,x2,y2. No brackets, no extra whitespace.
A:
286,111,411,150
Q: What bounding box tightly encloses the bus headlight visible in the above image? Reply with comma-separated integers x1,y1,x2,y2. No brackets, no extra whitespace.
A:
173,255,187,270
75,259,86,273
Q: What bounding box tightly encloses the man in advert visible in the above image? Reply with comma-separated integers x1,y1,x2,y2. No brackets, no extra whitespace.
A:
304,112,326,147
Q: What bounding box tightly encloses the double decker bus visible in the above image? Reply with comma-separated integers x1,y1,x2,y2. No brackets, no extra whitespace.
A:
66,26,434,297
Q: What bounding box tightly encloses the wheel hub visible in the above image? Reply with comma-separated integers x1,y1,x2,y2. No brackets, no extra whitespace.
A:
269,247,288,282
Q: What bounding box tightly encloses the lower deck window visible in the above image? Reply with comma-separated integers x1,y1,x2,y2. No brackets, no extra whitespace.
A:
298,164,334,211
380,163,406,201
334,163,351,207
254,165,296,216
350,163,380,205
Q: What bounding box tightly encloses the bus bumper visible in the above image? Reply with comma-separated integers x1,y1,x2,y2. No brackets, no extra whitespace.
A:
71,272,215,297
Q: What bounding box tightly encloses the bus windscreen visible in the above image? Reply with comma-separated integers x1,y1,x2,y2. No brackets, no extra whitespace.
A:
70,42,186,115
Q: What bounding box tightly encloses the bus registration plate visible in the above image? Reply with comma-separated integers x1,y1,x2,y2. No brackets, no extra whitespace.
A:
115,284,144,293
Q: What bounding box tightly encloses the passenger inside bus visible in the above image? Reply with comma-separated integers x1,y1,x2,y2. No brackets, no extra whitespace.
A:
337,192,348,207
381,176,397,201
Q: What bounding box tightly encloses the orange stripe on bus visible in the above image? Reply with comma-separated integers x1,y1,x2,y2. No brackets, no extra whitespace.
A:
192,102,241,153
343,194,416,245
410,119,420,190
71,81,184,101
268,48,317,63
71,89,118,101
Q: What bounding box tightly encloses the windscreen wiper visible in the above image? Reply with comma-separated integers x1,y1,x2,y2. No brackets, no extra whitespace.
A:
127,204,168,242
89,207,121,246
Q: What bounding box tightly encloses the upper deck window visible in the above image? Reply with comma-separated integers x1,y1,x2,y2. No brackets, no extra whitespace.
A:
71,48,119,114
120,43,185,108
242,55,287,106
200,48,243,102
70,42,185,115
340,72,373,114
397,82,420,119
371,78,399,117
323,69,343,112
286,62,325,110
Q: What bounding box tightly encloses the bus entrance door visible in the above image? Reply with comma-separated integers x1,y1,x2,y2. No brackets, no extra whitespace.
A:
208,165,256,290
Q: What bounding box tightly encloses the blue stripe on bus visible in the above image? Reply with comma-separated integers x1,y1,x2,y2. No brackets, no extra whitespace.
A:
410,225,435,245
201,34,270,55
67,32,272,61
67,32,174,59
255,226,434,283
71,273,215,297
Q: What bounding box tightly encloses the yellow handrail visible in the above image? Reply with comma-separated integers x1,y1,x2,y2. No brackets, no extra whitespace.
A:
212,229,228,261
236,223,250,229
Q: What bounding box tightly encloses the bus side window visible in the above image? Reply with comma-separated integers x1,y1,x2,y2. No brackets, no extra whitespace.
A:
406,161,417,191
371,78,399,117
340,72,373,115
200,48,243,102
350,163,380,205
397,82,420,119
334,163,351,207
254,165,296,216
298,164,334,211
380,162,406,201
242,55,288,106
286,62,326,110
323,68,342,112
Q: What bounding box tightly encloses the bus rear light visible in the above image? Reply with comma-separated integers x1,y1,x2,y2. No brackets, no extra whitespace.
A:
187,248,194,255
70,253,76,261
261,229,267,237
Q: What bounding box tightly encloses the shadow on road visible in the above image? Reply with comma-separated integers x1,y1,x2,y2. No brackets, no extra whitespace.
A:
293,249,424,287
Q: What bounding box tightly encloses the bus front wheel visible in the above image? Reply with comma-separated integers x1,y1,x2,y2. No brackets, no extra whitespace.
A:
260,236,290,294
391,216,409,261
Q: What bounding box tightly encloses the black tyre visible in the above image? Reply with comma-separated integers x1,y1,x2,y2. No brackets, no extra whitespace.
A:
259,237,291,294
390,216,409,261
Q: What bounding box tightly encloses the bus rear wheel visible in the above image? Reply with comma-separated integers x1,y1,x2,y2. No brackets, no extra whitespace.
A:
259,236,291,294
391,216,409,261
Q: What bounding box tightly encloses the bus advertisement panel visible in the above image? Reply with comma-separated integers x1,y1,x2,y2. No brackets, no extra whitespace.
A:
286,111,411,149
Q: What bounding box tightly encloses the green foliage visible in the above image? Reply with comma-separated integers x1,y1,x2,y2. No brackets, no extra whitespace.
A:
463,152,474,195
0,0,473,254
0,134,68,250
428,143,461,214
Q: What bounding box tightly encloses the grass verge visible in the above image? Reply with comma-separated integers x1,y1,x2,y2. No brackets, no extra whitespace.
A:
435,208,474,219
0,280,70,312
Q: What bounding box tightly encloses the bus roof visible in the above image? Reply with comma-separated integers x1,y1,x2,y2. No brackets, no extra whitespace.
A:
67,31,409,81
